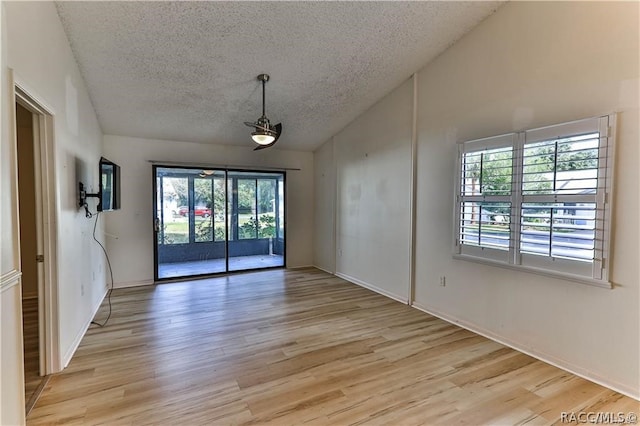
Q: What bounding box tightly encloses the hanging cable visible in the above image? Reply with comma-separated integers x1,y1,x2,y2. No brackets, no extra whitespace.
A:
91,212,113,327
83,202,93,218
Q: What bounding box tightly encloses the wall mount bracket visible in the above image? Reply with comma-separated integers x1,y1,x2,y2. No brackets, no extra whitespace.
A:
78,182,99,208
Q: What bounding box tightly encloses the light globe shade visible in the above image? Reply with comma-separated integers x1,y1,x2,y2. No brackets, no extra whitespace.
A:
251,132,275,145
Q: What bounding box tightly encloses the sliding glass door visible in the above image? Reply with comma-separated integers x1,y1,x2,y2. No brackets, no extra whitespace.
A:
153,166,285,280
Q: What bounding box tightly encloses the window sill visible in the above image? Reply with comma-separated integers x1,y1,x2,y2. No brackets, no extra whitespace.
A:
452,253,612,289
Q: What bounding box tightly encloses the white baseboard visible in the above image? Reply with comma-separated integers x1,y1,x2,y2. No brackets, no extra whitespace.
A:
113,279,154,289
286,265,316,270
335,272,409,305
412,302,639,401
285,265,315,271
62,286,108,367
312,265,335,275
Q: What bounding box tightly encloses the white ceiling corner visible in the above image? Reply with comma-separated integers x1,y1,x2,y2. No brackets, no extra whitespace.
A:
55,1,503,151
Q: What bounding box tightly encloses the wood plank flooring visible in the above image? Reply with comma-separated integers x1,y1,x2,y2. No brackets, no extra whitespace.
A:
22,297,47,415
27,268,638,425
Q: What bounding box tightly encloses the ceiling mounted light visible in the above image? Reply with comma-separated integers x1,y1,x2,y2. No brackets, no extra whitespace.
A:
251,118,276,145
244,74,282,150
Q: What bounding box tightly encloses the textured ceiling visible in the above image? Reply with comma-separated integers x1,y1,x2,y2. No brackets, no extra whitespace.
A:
55,1,502,151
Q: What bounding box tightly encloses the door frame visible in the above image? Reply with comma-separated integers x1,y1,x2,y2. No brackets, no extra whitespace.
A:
13,75,61,375
152,165,287,281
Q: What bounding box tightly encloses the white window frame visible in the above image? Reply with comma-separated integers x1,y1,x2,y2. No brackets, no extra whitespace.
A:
453,115,616,288
455,133,517,264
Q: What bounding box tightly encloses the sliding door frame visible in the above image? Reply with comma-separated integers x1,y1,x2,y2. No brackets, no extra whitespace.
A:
152,165,286,282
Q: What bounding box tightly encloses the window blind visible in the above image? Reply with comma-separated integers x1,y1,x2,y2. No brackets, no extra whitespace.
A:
454,115,615,286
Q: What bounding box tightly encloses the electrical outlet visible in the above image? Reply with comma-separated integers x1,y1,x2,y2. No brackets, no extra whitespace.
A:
81,284,85,296
439,276,446,287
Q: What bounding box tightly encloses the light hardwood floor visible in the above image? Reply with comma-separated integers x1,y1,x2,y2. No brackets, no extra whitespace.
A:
27,268,638,425
22,297,48,415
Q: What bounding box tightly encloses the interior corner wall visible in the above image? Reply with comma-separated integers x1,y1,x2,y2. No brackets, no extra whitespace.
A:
102,135,314,287
332,77,414,302
413,1,639,398
313,0,639,400
313,137,336,274
3,0,106,389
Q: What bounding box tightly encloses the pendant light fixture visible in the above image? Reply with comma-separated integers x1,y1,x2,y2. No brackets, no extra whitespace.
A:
244,74,282,150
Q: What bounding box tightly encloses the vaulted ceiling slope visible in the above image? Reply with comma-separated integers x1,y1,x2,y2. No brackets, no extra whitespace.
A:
55,1,502,151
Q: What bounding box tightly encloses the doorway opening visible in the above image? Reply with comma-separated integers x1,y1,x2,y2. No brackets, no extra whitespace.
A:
153,166,285,280
14,83,60,416
16,101,43,412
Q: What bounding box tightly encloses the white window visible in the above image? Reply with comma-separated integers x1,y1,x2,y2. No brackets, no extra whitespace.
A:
454,115,615,287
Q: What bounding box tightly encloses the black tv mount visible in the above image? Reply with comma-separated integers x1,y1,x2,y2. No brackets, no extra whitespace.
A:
78,182,99,207
78,182,99,217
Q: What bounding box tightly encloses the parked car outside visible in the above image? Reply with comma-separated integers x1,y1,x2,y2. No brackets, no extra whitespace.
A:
178,206,211,218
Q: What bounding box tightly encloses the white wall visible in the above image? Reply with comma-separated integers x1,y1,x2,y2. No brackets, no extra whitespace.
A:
0,2,14,276
328,78,414,302
414,1,639,398
103,135,314,287
0,280,24,426
1,3,106,423
0,4,25,425
314,1,639,398
313,138,335,273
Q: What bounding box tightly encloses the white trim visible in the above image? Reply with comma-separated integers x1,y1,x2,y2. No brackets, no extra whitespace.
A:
62,287,108,367
30,100,47,376
524,116,600,145
335,272,409,305
456,134,516,259
452,253,612,289
408,72,418,304
459,132,517,151
311,265,334,275
459,244,510,263
452,146,462,253
285,265,315,270
331,137,337,275
0,270,22,293
330,137,338,275
511,132,525,264
600,113,616,283
8,72,20,274
14,78,62,374
411,302,639,401
13,79,56,116
113,279,154,289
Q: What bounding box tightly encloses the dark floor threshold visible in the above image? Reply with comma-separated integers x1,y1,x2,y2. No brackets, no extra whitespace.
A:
154,265,287,284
